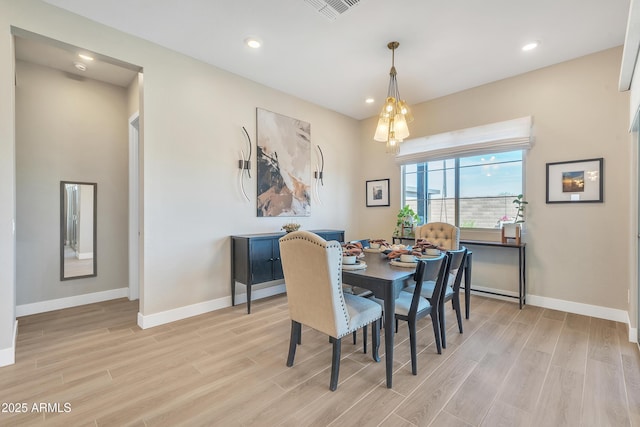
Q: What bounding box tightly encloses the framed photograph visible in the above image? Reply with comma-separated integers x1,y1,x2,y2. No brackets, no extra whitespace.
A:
546,158,603,203
366,179,390,207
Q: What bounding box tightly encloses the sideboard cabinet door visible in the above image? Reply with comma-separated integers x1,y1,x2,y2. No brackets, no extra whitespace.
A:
250,238,277,284
231,230,344,314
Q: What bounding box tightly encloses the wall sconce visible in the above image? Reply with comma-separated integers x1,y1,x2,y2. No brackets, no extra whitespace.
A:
313,145,324,204
238,126,252,202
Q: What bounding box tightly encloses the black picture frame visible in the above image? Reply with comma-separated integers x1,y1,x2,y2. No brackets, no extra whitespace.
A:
366,178,390,207
546,158,603,203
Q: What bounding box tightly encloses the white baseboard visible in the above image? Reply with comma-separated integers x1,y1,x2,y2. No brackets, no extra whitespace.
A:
468,285,519,303
626,312,638,343
137,284,287,329
233,284,286,305
76,252,93,260
138,296,230,329
469,287,636,343
16,288,129,317
527,294,629,324
0,320,18,367
528,294,638,343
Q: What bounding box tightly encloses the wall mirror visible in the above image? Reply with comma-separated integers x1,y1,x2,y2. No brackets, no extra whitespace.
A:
60,181,97,280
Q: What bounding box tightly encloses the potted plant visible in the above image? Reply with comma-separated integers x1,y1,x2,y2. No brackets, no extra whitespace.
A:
395,205,419,237
502,194,527,243
512,194,528,224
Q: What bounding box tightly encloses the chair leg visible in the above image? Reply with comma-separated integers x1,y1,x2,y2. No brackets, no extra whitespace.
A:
439,303,447,349
329,337,342,391
431,311,442,354
353,331,357,345
408,317,418,375
372,319,380,362
453,296,463,333
363,324,368,354
287,321,301,367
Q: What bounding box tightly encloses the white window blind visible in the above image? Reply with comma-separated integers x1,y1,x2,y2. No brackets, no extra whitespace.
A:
395,116,533,165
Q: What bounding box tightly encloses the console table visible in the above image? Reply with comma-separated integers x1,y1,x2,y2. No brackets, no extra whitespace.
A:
391,235,415,245
230,229,345,314
460,239,526,309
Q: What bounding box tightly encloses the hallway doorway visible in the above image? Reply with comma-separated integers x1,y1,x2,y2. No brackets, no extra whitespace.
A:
13,27,143,317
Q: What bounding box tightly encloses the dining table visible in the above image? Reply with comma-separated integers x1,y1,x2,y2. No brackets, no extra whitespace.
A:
341,250,416,388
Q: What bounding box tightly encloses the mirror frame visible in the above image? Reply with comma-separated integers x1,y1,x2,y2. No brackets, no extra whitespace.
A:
60,181,97,281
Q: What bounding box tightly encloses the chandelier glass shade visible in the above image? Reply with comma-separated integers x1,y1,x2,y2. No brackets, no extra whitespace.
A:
373,41,413,154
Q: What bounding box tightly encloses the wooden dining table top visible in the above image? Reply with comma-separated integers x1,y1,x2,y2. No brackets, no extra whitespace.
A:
342,251,417,280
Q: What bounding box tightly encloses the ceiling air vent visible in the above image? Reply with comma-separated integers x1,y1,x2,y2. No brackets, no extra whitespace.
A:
304,0,362,21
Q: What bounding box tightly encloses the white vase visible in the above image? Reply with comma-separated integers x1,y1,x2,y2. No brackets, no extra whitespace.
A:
502,223,520,238
501,223,522,244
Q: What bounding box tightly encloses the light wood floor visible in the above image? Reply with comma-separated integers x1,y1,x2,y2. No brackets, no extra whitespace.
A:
1,295,639,426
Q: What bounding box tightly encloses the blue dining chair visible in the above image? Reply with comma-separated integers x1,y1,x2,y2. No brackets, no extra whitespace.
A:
373,253,451,375
403,247,467,348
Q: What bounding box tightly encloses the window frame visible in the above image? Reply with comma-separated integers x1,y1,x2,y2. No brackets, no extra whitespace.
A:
401,149,526,230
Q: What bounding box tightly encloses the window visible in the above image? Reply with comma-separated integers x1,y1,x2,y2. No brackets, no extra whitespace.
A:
402,150,524,229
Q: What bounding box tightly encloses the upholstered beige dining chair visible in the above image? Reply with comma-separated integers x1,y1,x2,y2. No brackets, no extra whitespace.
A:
279,231,382,391
414,222,460,250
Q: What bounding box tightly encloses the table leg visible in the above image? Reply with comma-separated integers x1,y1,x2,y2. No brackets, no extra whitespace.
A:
247,284,252,314
231,281,236,307
464,251,472,319
383,291,395,388
521,246,526,307
231,241,236,307
518,246,527,309
518,247,522,308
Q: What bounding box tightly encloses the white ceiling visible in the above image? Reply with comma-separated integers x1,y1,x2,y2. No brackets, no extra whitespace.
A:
14,34,139,88
39,0,631,120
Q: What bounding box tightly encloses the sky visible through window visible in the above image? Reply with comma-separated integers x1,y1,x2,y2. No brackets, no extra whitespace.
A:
403,150,523,228
426,151,522,198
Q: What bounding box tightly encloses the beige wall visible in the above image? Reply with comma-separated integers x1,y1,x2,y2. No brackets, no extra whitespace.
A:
0,0,363,341
0,0,636,363
126,73,140,119
0,21,16,358
357,47,632,313
628,33,640,338
15,60,129,304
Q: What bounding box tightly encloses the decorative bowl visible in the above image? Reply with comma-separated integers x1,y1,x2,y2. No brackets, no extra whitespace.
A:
342,255,357,265
281,223,301,233
400,254,416,263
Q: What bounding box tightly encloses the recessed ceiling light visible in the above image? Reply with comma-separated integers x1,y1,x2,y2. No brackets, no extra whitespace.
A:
244,37,262,49
73,62,87,72
522,41,540,51
78,53,94,61
365,98,375,104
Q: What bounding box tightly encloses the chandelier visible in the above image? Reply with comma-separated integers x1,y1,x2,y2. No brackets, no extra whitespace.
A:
373,41,413,154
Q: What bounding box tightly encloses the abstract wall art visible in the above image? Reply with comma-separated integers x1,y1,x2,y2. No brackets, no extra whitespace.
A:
256,108,311,217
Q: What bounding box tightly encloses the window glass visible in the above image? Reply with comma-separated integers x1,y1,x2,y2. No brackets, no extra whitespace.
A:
401,150,524,229
404,163,418,173
425,164,456,225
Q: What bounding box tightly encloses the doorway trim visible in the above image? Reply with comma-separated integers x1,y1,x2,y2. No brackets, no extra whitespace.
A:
129,112,140,301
